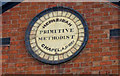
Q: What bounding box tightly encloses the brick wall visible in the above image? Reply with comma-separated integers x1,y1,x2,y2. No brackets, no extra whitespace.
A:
1,2,120,74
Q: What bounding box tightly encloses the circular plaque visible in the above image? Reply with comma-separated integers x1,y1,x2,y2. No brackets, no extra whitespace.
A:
25,6,88,64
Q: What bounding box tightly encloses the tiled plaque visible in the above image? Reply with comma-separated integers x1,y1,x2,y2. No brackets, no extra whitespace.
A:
25,7,88,64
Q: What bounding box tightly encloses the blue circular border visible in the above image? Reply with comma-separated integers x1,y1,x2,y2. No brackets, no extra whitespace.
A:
25,6,89,65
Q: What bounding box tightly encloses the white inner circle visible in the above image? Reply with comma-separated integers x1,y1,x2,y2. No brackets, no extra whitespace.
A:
36,17,78,55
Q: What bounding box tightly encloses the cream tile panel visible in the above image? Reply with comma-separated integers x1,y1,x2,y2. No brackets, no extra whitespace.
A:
71,48,76,53
79,29,84,33
49,12,53,18
40,17,45,21
30,39,35,43
62,11,67,16
49,56,53,61
70,14,75,20
44,54,49,59
36,20,42,24
74,44,79,50
39,52,45,58
66,12,71,18
64,53,68,58
53,11,57,17
67,51,72,56
31,43,36,48
54,55,58,61
35,50,41,55
58,11,62,16
44,14,49,19
59,55,63,60
30,31,36,35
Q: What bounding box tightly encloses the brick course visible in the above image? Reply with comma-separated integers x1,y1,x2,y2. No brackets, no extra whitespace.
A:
1,2,120,74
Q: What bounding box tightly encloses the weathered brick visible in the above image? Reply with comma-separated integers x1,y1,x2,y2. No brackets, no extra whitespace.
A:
2,55,9,59
91,66,102,71
25,66,36,71
100,61,112,65
102,56,109,61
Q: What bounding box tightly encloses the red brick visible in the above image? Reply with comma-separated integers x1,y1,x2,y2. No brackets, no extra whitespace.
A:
92,4,103,8
100,61,112,65
86,44,94,48
10,41,20,45
15,63,26,67
10,15,20,20
84,57,92,62
110,47,118,51
103,12,109,16
2,55,9,59
109,20,118,24
102,56,109,61
31,2,38,5
45,70,51,74
86,18,94,22
91,21,103,25
91,48,102,52
72,58,84,63
25,66,36,71
92,57,102,61
65,2,76,7
111,51,118,56
81,62,92,67
16,54,27,58
91,66,102,71
65,69,71,73
2,20,11,24
110,11,118,15
2,64,8,68
101,25,112,29
83,2,94,5
2,46,9,50
33,70,45,74
71,68,82,72
8,50,18,54
36,66,42,70
10,7,21,11
28,6,39,10
81,72,91,74
8,63,15,67
101,43,112,47
100,70,111,74
110,65,118,69
101,17,110,21
100,52,111,56
91,13,103,17
91,40,98,43
112,70,119,74
47,4,57,8
100,8,113,12
2,29,11,33
2,12,11,16
37,9,43,13
100,34,108,38
9,24,19,29
83,9,94,14
74,63,80,67
16,67,25,72
65,64,73,68
6,68,16,73
73,6,84,9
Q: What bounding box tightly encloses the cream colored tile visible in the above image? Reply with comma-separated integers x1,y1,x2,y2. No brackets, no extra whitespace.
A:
67,51,72,56
54,55,58,61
